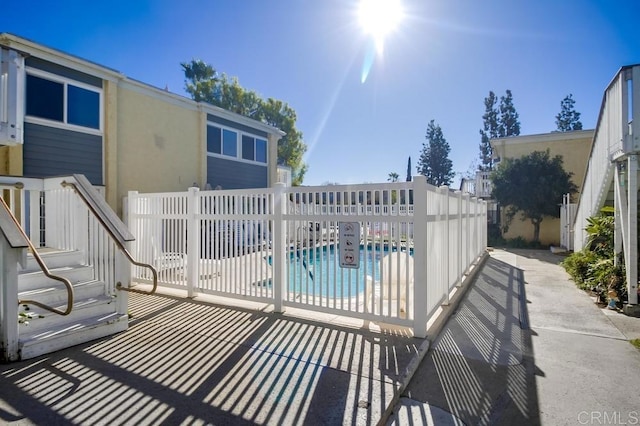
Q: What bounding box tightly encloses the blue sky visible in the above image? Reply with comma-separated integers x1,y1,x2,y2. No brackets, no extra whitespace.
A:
2,1,639,186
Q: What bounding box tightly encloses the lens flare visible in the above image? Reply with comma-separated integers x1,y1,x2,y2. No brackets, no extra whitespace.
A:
361,41,376,83
357,0,403,83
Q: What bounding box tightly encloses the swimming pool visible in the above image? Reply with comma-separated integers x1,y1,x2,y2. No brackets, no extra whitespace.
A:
287,244,410,298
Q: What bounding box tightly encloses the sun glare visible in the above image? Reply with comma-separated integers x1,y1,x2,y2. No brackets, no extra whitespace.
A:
358,0,403,55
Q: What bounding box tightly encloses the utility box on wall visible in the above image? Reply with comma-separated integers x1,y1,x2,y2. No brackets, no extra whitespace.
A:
0,47,24,145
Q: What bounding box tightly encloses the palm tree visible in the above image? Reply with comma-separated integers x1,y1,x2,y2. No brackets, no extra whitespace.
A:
388,172,399,182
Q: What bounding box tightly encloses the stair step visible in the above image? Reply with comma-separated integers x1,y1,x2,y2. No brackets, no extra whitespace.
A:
19,279,106,307
19,264,95,291
13,248,129,361
19,294,119,334
19,312,128,360
20,249,84,272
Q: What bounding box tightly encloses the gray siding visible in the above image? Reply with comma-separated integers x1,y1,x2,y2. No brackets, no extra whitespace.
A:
25,57,102,88
24,123,103,185
207,156,267,189
207,114,268,137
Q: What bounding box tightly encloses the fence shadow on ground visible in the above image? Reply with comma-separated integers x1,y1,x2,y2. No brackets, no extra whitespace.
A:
0,291,422,425
402,255,541,425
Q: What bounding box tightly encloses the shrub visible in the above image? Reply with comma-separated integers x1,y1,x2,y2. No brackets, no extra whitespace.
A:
504,237,544,249
585,213,614,257
562,209,627,306
562,250,599,289
487,223,505,247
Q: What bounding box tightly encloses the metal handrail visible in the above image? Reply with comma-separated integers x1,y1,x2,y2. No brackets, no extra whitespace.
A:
0,196,74,316
60,181,158,295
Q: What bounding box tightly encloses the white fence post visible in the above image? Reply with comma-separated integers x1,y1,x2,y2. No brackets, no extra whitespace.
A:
0,240,22,361
28,190,41,247
464,192,471,274
127,191,137,283
482,200,488,250
186,187,200,298
456,190,463,286
473,196,479,259
440,186,450,305
115,242,130,315
413,176,428,338
273,183,286,312
626,155,638,305
76,187,89,260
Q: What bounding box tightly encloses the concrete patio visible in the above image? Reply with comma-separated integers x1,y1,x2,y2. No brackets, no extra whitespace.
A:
2,248,639,425
0,289,425,425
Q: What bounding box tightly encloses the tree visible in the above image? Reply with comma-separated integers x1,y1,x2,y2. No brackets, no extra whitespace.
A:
478,91,500,171
555,94,583,131
478,90,521,172
418,120,455,186
478,130,493,172
259,98,307,185
499,89,521,137
388,172,399,182
406,156,412,182
491,149,577,243
182,59,308,185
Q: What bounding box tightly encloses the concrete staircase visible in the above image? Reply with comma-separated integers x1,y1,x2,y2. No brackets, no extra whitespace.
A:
17,249,127,360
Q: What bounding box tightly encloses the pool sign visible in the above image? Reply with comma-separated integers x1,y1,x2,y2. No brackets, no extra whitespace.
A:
339,222,360,269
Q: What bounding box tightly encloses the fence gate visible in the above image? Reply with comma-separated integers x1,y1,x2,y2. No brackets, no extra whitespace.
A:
560,193,577,251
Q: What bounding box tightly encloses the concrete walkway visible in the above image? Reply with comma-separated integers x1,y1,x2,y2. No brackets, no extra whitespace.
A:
2,248,639,425
389,249,640,426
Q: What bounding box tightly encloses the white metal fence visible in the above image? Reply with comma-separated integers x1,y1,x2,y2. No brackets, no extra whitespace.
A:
127,176,487,337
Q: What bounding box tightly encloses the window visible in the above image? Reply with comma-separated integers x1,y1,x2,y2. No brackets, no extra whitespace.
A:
26,75,63,122
241,135,267,163
207,123,267,164
25,70,101,131
67,85,100,129
256,138,267,163
207,125,222,154
222,129,237,157
242,135,254,161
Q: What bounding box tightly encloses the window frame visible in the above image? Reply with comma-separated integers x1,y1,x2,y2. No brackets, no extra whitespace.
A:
206,122,268,166
24,67,103,135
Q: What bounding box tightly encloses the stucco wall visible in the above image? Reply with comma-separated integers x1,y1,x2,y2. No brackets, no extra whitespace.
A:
0,145,23,175
110,83,204,214
492,130,594,246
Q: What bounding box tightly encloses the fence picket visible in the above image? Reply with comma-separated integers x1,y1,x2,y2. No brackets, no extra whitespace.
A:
127,179,486,336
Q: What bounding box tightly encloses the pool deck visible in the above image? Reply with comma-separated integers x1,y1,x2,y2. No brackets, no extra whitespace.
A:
0,288,428,425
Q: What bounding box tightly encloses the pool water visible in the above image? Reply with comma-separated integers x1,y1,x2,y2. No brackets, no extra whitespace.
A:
287,245,399,298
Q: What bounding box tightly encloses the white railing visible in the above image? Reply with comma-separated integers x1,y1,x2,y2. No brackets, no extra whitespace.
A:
0,175,123,299
573,70,627,249
460,171,492,198
128,176,487,337
0,175,129,360
475,171,492,198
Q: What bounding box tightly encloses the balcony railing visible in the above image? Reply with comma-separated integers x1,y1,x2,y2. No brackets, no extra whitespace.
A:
461,171,492,198
573,67,633,249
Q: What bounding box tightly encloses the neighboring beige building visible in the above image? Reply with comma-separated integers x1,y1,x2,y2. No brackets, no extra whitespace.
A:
490,129,594,246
